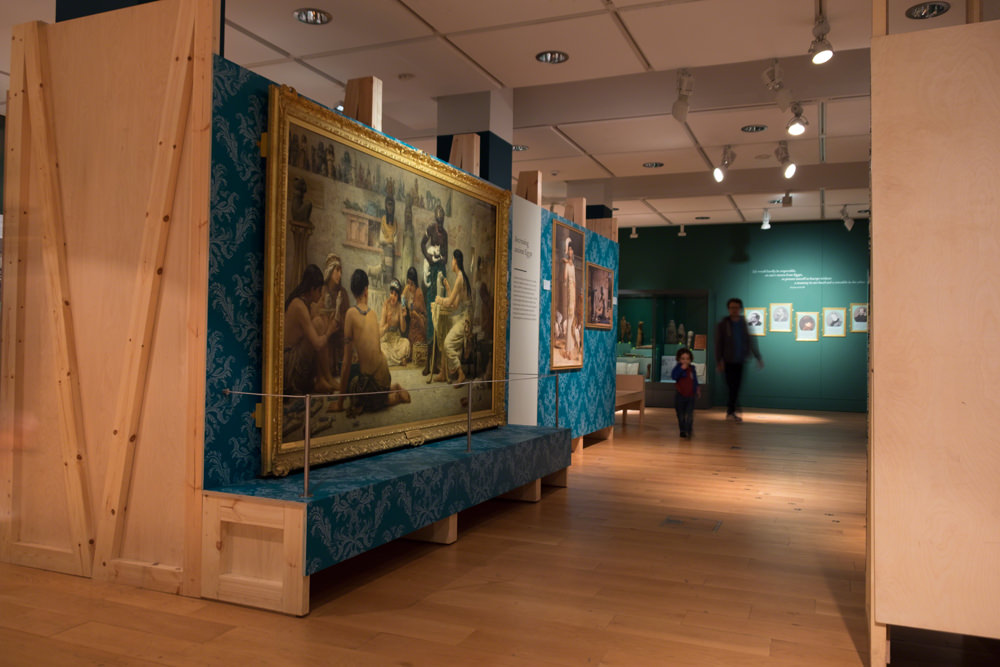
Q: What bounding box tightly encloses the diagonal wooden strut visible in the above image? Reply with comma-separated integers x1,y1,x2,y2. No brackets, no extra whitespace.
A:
21,21,95,577
93,0,197,577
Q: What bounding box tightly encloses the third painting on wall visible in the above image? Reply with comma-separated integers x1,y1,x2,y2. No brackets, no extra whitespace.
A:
551,221,585,370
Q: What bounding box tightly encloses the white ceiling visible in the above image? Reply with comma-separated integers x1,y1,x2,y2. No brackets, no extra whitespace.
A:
3,0,999,228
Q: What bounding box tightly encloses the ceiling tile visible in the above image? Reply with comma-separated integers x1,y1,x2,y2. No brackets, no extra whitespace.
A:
597,148,707,177
670,210,747,225
223,24,288,64
825,97,871,136
512,127,582,161
732,191,822,211
824,135,871,163
249,61,344,111
824,188,871,207
686,104,819,149
404,0,605,34
611,200,655,215
304,37,497,102
765,205,823,222
509,155,612,181
646,195,735,213
225,0,431,58
450,14,645,88
560,115,694,154
615,211,670,228
621,0,872,71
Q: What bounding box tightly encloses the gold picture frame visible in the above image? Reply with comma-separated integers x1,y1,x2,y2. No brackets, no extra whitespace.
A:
551,220,585,369
585,262,613,330
262,85,511,476
745,307,766,336
823,307,847,337
770,302,793,332
850,303,869,332
796,311,819,341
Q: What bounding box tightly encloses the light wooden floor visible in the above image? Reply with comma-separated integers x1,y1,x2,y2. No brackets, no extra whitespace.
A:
2,407,873,666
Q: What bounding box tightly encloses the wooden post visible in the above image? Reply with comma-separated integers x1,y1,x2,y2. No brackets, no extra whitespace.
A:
448,133,481,176
343,76,382,131
516,170,542,204
564,197,587,227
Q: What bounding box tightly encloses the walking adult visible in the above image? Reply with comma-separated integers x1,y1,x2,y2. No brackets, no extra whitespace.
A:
715,297,763,421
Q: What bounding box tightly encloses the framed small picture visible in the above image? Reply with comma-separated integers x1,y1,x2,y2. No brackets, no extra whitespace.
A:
850,303,869,332
585,263,613,330
823,307,847,337
770,303,793,332
796,311,819,341
745,307,766,336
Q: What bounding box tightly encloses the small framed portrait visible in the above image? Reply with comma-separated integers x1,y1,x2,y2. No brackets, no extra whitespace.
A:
796,311,819,341
850,303,869,332
585,263,614,329
769,303,793,332
745,307,766,336
823,307,847,337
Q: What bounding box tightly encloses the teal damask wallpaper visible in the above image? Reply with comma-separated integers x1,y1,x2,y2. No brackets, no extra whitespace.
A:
536,211,618,437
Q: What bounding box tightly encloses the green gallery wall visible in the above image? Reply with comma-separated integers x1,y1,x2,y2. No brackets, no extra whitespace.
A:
617,219,870,412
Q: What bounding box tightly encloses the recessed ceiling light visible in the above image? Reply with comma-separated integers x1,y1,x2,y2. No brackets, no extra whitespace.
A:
905,2,950,19
293,8,331,25
643,161,664,168
536,50,569,64
512,145,529,152
336,103,344,112
695,216,710,220
397,72,415,81
741,124,768,133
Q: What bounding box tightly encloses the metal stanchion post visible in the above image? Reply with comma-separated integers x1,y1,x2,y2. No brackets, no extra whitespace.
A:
302,394,312,498
466,380,473,452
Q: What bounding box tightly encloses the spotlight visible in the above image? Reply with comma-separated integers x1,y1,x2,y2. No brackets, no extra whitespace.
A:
712,145,736,183
786,102,808,136
808,7,834,65
761,59,792,112
630,226,638,239
761,209,771,230
775,141,796,179
678,225,687,237
841,205,855,231
672,69,694,123
782,192,792,207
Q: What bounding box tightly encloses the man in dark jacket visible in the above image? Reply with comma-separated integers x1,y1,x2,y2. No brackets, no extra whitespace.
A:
715,298,763,421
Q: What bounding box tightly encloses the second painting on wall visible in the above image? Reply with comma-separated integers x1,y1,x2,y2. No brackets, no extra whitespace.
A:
551,221,585,369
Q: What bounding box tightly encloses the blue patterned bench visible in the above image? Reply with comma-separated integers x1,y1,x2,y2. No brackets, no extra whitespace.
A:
202,425,571,614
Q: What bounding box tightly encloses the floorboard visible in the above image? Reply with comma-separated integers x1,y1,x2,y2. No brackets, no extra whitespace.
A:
2,407,994,664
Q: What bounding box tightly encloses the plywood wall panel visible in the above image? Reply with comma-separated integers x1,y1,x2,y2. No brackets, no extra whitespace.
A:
2,0,213,591
870,19,1000,640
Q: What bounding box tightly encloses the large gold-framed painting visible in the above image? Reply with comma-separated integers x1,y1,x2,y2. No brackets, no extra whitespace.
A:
262,85,510,476
550,220,584,370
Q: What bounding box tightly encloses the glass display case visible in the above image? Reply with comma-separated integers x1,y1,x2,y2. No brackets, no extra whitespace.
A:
617,290,710,408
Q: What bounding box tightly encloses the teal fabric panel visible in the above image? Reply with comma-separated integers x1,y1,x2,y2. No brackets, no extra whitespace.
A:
210,425,571,575
204,56,269,487
537,210,619,436
618,221,869,411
